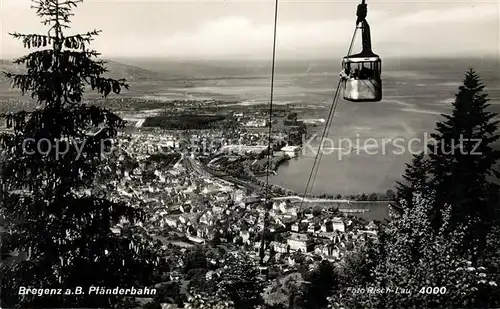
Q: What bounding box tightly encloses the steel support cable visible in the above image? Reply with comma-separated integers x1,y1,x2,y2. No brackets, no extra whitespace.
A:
298,80,341,212
304,27,356,196
298,25,358,212
309,81,342,198
348,26,358,57
311,25,361,193
259,0,279,266
263,0,279,205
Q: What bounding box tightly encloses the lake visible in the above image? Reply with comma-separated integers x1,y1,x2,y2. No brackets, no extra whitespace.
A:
138,57,500,196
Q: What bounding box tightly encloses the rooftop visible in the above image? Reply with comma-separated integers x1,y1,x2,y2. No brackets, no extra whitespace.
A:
281,146,300,151
289,232,309,241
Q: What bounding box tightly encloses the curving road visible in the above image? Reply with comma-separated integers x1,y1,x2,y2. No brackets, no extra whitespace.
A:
184,156,263,193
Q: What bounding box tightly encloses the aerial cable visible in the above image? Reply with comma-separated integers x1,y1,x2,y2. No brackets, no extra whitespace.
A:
309,81,342,198
298,80,341,212
298,25,358,213
259,0,279,266
264,0,279,205
347,27,358,58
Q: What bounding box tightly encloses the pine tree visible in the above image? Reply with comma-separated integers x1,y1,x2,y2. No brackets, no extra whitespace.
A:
396,152,429,197
380,191,498,308
186,253,265,309
394,151,429,212
427,69,500,259
333,70,500,309
0,1,158,307
335,191,500,309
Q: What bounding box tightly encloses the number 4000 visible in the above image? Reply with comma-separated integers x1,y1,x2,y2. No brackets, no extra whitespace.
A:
419,287,447,294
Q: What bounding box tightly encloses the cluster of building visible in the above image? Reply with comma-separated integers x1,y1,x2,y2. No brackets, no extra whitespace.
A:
116,127,297,163
98,124,378,282
95,133,242,233
153,187,378,266
244,119,268,127
233,111,268,128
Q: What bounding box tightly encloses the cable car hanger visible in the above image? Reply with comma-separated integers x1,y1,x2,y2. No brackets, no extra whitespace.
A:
354,0,377,58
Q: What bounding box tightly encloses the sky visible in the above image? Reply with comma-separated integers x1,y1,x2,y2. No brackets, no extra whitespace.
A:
0,0,499,60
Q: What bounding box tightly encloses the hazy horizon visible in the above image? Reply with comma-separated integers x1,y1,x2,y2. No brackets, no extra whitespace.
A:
1,0,498,61
2,54,499,61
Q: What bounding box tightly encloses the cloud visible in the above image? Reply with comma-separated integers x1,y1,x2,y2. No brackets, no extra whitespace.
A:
1,1,497,59
128,3,497,59
95,14,351,58
389,4,497,26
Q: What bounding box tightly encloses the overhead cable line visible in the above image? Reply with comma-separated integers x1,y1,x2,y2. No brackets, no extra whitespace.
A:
259,0,279,266
298,25,359,213
263,0,279,205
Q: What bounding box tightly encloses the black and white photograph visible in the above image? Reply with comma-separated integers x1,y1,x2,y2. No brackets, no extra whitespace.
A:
0,0,499,308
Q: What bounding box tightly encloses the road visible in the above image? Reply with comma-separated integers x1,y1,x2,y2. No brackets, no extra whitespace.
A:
184,156,263,193
272,196,391,203
183,157,389,205
183,156,211,178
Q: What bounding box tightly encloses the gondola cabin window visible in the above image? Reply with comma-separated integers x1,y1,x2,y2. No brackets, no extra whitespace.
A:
342,56,382,102
343,58,381,80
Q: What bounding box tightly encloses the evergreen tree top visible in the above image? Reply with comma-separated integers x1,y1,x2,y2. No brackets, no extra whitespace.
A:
395,68,500,264
0,1,158,308
462,68,485,91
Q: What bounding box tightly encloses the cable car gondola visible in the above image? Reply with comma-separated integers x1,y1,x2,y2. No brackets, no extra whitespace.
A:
341,0,382,102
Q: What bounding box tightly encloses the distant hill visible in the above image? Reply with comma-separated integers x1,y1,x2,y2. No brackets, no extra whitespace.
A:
112,56,500,79
0,59,193,112
111,58,271,79
0,59,188,84
103,60,188,82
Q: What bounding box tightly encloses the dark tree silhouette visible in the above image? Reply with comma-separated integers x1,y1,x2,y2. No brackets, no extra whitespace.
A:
427,69,500,259
0,0,158,308
384,189,396,201
187,253,264,309
333,70,500,309
394,152,429,213
301,261,338,309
